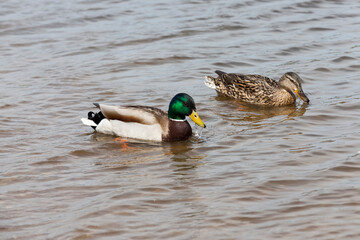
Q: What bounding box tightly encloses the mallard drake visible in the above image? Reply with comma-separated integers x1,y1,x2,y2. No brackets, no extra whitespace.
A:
205,70,309,106
81,93,206,142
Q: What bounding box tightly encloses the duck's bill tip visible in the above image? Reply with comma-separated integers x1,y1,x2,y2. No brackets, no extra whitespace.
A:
189,111,206,128
295,89,310,103
300,95,310,103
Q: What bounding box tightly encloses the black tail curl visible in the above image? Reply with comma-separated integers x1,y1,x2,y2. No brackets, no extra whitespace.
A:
88,111,105,129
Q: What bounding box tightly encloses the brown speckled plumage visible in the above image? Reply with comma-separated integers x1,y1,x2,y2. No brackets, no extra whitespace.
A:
205,70,309,106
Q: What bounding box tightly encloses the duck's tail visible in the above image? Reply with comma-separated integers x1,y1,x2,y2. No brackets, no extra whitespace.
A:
204,75,217,89
81,104,105,129
205,70,227,90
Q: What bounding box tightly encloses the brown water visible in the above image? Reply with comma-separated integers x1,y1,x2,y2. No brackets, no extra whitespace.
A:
1,0,360,239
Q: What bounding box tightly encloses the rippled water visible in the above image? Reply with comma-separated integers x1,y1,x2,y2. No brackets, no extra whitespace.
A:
1,0,360,239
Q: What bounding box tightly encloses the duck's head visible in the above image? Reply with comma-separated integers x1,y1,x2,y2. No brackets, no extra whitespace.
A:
168,93,206,128
279,72,310,103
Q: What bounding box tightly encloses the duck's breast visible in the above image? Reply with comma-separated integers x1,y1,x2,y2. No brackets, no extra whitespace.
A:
162,120,192,142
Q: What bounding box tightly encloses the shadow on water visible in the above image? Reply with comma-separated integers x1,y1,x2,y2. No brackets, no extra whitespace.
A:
86,132,206,169
212,95,308,124
164,140,207,173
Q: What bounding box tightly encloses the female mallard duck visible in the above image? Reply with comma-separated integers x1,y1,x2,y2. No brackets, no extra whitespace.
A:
205,70,309,106
81,93,206,142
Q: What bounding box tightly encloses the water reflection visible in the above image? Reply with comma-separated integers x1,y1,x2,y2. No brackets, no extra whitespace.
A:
164,140,207,173
87,132,207,170
3,0,360,238
166,141,193,156
213,95,308,123
89,133,165,167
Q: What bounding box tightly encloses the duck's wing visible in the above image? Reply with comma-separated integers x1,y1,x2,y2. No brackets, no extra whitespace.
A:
214,71,280,103
217,71,278,91
96,104,167,125
216,71,278,89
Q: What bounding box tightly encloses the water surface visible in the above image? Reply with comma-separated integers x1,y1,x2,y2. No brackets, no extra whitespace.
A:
1,0,360,239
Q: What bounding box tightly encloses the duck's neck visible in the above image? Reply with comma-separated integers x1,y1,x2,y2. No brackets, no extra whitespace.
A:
168,110,186,121
274,88,296,106
278,82,296,101
282,87,296,101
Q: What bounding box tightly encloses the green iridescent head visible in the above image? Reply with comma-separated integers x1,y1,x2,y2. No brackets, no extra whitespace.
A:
168,93,206,128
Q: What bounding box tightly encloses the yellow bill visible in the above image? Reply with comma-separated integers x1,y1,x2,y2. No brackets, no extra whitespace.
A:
189,110,206,128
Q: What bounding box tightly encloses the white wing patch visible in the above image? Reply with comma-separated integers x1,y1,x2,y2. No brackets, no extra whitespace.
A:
96,119,163,142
